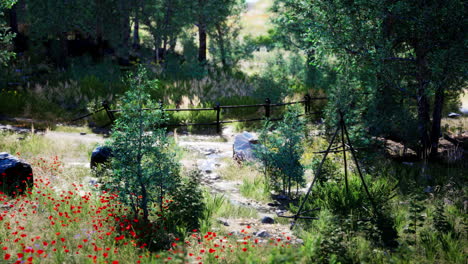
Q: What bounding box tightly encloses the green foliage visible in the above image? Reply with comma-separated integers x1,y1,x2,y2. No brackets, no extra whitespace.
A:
166,170,205,231
255,107,306,196
105,67,180,221
404,193,427,244
310,156,341,185
208,2,256,70
0,0,16,67
432,201,452,235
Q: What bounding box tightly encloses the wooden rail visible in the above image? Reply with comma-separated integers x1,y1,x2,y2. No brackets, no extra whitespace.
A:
72,95,327,133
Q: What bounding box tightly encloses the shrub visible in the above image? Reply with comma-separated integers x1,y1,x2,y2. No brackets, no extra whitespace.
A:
104,67,180,221
255,106,306,196
166,170,205,231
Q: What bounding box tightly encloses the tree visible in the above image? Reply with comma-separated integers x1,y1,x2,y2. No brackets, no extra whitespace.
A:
282,0,466,159
255,107,306,197
105,67,180,221
208,1,254,70
0,0,16,66
193,0,245,63
142,0,191,62
271,0,318,88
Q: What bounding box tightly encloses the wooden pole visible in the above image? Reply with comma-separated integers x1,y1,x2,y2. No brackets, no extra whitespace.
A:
102,100,115,123
215,102,221,134
264,98,271,119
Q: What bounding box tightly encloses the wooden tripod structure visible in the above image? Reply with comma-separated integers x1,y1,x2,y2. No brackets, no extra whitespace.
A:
282,111,378,228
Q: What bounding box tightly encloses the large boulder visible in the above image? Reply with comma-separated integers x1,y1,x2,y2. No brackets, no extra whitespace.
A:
233,132,259,162
90,146,113,169
0,152,33,196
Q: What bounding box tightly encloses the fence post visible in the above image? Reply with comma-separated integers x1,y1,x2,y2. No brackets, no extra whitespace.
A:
304,94,311,114
264,98,271,119
215,102,221,134
102,100,115,123
159,100,165,128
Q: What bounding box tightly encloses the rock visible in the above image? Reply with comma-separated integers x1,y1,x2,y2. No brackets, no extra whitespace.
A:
267,202,280,207
448,112,461,118
261,216,275,224
275,194,289,200
423,186,434,193
90,146,113,169
197,159,217,174
0,152,33,195
217,218,230,226
296,239,304,244
255,230,270,238
209,174,220,181
444,198,453,205
233,132,259,162
275,209,286,216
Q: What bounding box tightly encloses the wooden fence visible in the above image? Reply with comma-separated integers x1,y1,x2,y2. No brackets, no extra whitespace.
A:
72,95,327,133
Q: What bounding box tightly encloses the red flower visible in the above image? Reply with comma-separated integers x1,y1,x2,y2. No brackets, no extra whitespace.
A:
242,248,248,252
115,235,124,241
209,248,216,253
112,261,119,264
4,254,10,260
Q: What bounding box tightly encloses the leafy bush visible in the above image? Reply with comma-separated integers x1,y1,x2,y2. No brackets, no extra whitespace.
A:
255,107,306,196
104,67,180,221
166,170,205,231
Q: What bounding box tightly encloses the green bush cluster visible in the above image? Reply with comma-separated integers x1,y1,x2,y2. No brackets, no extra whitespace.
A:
255,107,306,197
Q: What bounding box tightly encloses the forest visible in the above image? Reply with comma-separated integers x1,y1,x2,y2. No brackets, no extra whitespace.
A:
0,0,466,263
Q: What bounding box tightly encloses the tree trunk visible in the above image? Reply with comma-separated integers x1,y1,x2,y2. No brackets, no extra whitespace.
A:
95,0,105,58
198,24,207,62
305,50,316,89
8,3,18,34
118,0,131,65
415,45,431,160
132,0,141,51
429,85,444,159
197,0,207,63
215,23,227,69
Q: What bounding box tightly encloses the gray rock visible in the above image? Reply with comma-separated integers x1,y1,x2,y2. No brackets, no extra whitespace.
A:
255,230,270,238
276,194,289,200
423,186,434,193
267,202,280,207
275,209,286,216
448,112,461,118
233,132,259,162
209,174,221,181
261,216,275,224
217,218,229,226
90,146,113,169
0,152,33,195
197,159,217,173
444,198,454,205
296,239,304,244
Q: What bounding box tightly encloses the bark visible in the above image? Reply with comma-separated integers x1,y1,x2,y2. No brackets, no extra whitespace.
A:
95,0,105,57
8,4,18,34
132,0,141,51
198,0,207,63
118,0,131,65
429,85,444,159
415,44,431,159
198,24,207,62
215,23,227,69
